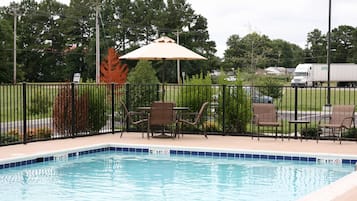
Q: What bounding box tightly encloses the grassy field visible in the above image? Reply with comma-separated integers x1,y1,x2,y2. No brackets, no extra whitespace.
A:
279,87,357,111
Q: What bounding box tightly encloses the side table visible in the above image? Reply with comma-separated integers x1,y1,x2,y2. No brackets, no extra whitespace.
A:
288,120,310,142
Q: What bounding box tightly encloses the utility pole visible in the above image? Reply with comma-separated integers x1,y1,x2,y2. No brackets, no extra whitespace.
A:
95,1,100,84
176,30,181,84
12,7,18,84
326,0,332,106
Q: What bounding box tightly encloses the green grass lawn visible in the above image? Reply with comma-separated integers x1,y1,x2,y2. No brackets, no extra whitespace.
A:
279,87,357,111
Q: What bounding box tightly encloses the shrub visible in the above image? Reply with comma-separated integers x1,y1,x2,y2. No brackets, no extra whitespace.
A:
343,128,357,139
28,91,52,115
301,127,320,139
127,61,160,106
27,127,52,140
178,73,212,112
79,85,108,132
0,129,20,144
217,71,251,133
256,76,284,99
203,120,221,132
53,85,89,135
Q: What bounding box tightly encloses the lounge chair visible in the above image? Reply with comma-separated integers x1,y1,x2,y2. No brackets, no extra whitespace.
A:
252,103,281,140
318,105,355,144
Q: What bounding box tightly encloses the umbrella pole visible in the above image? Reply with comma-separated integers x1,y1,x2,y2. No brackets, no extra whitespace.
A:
161,65,165,101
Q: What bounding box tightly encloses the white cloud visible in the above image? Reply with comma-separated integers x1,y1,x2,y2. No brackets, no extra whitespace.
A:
188,0,357,57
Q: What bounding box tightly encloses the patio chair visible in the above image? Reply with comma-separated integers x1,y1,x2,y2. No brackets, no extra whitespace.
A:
252,103,281,140
318,105,355,144
119,100,148,138
177,102,209,139
148,102,177,138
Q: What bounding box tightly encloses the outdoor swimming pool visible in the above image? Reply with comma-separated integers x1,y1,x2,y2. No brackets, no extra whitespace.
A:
0,146,354,201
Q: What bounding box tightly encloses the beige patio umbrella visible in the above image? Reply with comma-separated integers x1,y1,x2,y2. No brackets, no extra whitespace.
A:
120,36,206,60
120,36,206,100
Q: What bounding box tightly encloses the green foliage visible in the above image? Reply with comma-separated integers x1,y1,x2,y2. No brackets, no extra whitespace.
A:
28,91,52,115
217,71,251,133
343,128,357,139
0,129,20,144
127,61,160,106
301,127,320,139
79,85,108,132
178,73,212,112
53,86,89,135
256,76,284,99
127,61,159,84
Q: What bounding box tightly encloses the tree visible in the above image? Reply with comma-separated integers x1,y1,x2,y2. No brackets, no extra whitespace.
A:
330,25,355,63
305,29,326,63
100,47,128,84
127,60,159,84
0,19,14,83
223,32,272,71
127,60,159,106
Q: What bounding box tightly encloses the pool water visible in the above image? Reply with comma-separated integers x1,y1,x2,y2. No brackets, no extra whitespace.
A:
0,151,353,201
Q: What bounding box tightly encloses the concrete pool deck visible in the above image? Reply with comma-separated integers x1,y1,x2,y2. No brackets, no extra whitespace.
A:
1,133,357,201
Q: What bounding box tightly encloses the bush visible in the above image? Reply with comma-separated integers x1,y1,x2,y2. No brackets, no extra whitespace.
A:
217,71,251,133
53,85,89,135
178,73,212,112
256,76,284,99
127,61,160,106
301,127,320,139
203,120,221,132
80,86,108,132
27,127,52,140
0,129,20,144
343,128,357,139
28,91,52,115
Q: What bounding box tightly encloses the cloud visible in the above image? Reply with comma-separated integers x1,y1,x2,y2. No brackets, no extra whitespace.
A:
188,0,357,57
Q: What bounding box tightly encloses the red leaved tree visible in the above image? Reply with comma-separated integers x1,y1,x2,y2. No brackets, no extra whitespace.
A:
100,48,128,84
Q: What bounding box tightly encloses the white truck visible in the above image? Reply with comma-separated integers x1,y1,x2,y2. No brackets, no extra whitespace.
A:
290,63,357,87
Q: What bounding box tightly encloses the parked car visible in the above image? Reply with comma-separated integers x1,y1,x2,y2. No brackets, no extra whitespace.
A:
243,87,273,103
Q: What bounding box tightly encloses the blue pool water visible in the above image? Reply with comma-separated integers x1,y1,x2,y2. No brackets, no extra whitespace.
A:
0,151,353,201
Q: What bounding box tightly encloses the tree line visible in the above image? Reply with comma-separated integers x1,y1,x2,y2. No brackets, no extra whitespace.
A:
0,0,356,83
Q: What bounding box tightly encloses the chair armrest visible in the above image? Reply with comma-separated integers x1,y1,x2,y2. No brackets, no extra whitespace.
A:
340,116,354,128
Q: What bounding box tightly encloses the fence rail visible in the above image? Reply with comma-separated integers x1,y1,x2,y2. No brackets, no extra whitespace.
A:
1,83,356,146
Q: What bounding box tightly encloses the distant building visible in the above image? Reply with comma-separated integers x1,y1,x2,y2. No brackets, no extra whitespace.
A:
264,67,291,75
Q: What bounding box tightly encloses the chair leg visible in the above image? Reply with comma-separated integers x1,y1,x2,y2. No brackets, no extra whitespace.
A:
203,124,208,139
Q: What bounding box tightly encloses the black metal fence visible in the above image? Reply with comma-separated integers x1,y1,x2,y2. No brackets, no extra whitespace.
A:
1,83,356,146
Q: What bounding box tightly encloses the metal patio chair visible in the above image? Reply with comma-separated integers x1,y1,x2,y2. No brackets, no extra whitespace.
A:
148,102,177,138
252,103,281,140
318,105,355,144
177,102,209,139
119,100,148,138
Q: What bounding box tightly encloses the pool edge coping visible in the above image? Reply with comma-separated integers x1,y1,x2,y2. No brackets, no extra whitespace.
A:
1,142,357,201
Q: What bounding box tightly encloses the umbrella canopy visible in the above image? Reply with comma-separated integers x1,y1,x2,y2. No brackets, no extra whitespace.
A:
119,36,206,60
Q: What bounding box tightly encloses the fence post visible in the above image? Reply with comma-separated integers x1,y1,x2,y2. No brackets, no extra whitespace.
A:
294,86,298,138
71,82,75,138
125,83,130,131
23,82,27,144
222,84,226,135
111,83,115,134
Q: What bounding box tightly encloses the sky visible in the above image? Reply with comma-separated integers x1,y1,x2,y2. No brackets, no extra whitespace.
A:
1,0,357,58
